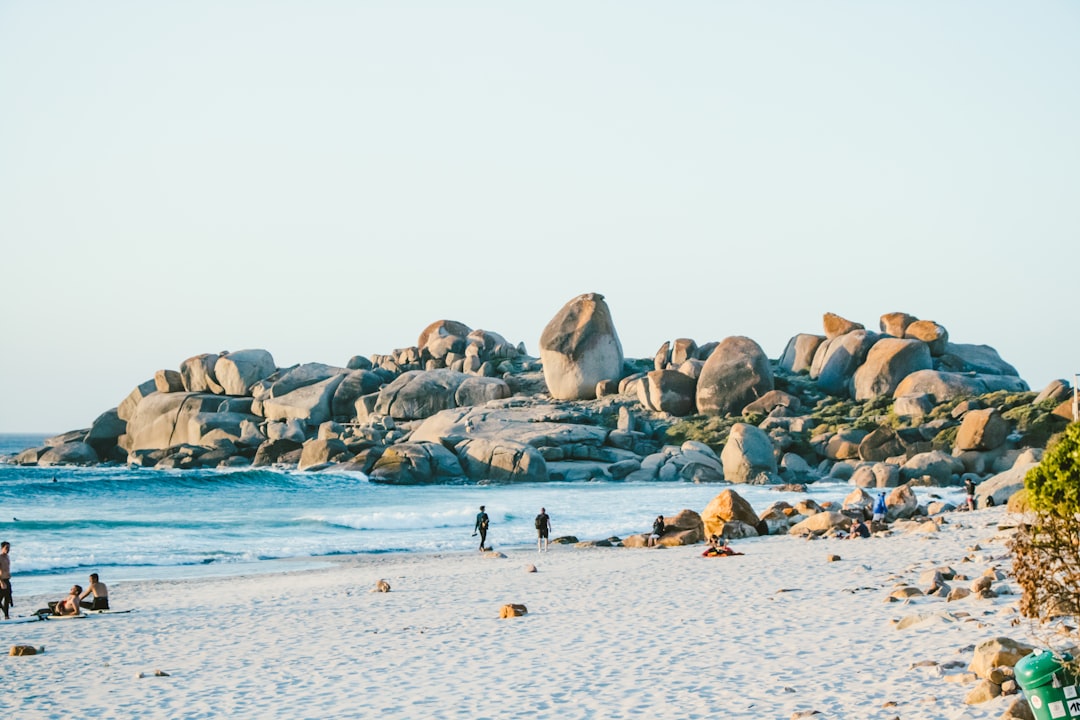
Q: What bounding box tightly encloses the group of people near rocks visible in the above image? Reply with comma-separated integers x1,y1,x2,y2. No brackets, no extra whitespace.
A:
0,540,110,621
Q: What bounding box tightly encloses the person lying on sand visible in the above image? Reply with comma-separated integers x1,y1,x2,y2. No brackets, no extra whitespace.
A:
79,573,109,611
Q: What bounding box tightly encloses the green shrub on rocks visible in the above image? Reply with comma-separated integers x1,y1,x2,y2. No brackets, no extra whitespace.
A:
1013,423,1080,646
663,415,742,454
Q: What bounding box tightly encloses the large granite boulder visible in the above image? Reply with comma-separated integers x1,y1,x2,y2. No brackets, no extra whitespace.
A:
905,320,949,356
375,369,471,420
453,437,548,483
720,423,778,484
118,379,158,422
368,442,464,484
126,392,228,451
811,330,878,398
154,369,184,393
418,320,472,359
901,450,962,485
936,343,1020,377
454,377,512,408
823,312,864,340
262,375,345,427
657,509,706,546
38,442,99,466
858,427,905,462
86,408,126,454
696,336,774,416
539,292,624,401
976,463,1036,507
885,484,919,520
267,363,347,398
701,489,761,538
852,338,932,400
879,312,918,338
955,408,1010,452
778,334,825,374
1035,379,1072,405
893,370,1029,402
298,438,350,471
180,353,225,394
637,370,697,416
215,349,276,396
331,369,386,420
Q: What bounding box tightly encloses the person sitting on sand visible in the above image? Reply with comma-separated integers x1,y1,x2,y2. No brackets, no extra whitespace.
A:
53,585,83,616
648,515,666,547
79,573,109,611
848,519,871,539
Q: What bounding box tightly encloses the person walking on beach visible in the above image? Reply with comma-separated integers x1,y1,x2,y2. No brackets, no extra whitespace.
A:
79,573,109,611
964,476,977,511
535,507,551,552
0,541,11,620
473,505,490,551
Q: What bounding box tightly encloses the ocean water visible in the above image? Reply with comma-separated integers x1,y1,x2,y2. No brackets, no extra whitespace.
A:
0,434,965,600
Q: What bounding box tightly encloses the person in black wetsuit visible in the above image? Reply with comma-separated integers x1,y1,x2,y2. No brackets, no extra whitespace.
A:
473,505,490,551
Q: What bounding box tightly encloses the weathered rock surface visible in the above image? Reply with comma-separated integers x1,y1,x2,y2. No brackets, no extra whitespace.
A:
778,334,825,374
215,349,277,396
637,370,696,416
696,336,774,416
955,408,1009,452
701,489,760,538
811,330,878,397
720,423,778,484
893,370,1029,402
368,442,464,484
852,338,932,400
540,293,624,401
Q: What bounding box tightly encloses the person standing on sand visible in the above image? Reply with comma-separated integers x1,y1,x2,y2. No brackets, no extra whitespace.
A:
79,573,109,611
872,492,888,524
0,541,11,620
964,476,977,511
473,505,490,551
535,507,551,552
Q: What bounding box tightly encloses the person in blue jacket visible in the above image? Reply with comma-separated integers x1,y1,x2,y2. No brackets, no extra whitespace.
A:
872,492,888,523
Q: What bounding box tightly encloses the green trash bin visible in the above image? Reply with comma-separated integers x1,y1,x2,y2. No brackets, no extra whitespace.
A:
1015,650,1080,720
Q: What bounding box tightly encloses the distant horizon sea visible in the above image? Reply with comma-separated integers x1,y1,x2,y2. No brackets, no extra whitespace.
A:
0,433,964,605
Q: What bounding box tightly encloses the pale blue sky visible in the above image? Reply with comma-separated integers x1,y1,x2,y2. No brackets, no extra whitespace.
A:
1,1,1077,433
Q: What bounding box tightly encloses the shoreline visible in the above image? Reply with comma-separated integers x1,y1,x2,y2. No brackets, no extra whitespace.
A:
6,505,1036,720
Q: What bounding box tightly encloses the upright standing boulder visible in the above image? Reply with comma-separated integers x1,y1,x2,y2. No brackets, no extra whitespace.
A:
701,489,760,538
720,423,778,484
215,349,277,396
778,334,825,374
539,293,624,400
696,337,774,416
811,330,878,398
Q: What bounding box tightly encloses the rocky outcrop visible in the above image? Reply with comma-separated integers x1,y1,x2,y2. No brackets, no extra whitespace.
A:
936,343,1019,376
540,293,624,401
454,437,548,483
696,337,774,416
38,441,99,466
905,320,949,356
879,312,918,338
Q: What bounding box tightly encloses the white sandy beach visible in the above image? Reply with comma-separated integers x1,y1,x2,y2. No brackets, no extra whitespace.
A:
5,506,1035,720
